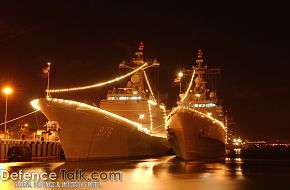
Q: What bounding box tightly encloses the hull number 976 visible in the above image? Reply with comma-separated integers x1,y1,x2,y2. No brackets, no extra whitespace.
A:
97,127,114,137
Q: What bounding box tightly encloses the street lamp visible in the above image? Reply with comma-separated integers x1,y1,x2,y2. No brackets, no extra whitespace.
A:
46,62,51,98
2,86,13,139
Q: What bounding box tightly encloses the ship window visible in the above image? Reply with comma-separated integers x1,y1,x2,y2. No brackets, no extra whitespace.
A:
131,96,141,100
108,96,142,101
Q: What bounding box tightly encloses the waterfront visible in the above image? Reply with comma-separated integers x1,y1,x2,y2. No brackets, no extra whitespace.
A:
1,156,290,190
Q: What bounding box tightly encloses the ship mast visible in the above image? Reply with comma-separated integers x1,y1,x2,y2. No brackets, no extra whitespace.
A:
192,50,207,101
178,50,220,104
119,42,160,99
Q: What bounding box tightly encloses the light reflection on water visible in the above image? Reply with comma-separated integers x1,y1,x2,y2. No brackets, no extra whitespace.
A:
1,156,290,190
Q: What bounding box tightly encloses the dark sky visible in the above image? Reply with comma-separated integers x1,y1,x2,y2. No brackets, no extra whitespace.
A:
0,1,289,142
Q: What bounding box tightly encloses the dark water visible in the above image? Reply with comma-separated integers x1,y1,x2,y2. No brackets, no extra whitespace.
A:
1,156,290,190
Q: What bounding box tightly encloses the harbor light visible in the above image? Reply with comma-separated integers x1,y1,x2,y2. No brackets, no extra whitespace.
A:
2,87,13,95
232,138,243,146
177,72,183,94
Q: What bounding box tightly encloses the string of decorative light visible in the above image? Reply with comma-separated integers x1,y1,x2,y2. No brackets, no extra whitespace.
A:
47,63,148,93
0,110,39,126
165,106,225,130
31,98,150,134
180,69,195,102
143,70,157,104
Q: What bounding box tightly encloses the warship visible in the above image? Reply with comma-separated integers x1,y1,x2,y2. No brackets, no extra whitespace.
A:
165,50,226,160
31,43,169,160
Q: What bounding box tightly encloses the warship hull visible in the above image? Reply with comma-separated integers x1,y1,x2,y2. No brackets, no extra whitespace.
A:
37,98,169,161
166,109,226,160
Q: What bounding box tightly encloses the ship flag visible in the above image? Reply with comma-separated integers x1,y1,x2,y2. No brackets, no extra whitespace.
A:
174,77,180,83
171,77,180,87
42,65,50,74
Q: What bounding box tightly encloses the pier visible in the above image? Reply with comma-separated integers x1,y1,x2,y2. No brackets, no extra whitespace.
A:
0,139,63,161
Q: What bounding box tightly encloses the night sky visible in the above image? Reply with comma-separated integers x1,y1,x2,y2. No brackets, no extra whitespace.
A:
0,1,289,142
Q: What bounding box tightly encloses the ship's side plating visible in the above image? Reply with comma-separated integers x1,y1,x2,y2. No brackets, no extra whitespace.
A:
167,108,225,160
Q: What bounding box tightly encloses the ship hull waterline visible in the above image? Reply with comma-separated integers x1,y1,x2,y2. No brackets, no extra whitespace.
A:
37,98,169,161
166,110,226,160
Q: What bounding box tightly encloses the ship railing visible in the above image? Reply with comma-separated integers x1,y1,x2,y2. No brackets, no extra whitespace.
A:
166,107,225,130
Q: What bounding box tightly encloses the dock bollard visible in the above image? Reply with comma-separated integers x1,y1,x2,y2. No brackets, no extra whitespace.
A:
31,142,36,157
42,142,47,158
36,142,42,158
0,142,5,159
47,142,52,157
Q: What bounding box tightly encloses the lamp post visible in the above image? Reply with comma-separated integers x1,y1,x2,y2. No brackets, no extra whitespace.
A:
46,62,51,98
2,86,13,139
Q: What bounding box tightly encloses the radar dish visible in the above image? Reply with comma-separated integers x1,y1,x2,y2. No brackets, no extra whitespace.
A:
195,76,203,83
131,74,140,84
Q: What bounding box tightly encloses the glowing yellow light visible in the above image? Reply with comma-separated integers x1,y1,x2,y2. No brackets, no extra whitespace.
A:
40,97,151,134
207,112,212,116
47,63,148,93
2,87,13,95
143,70,157,104
178,72,183,78
166,106,225,130
148,101,153,132
139,114,145,119
161,105,167,129
148,100,157,106
30,99,40,110
180,70,195,102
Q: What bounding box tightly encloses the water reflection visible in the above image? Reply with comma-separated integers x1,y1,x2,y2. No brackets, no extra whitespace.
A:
225,157,244,177
1,156,290,190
